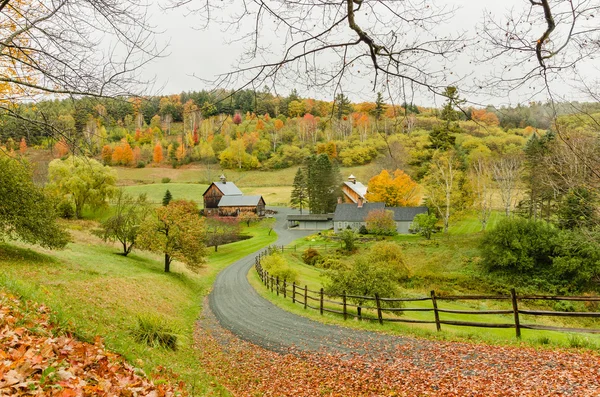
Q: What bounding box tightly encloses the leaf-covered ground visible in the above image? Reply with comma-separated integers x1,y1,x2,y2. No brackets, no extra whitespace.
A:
196,298,600,396
0,291,186,396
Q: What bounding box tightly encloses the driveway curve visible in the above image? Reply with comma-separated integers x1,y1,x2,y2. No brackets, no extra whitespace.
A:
208,207,401,354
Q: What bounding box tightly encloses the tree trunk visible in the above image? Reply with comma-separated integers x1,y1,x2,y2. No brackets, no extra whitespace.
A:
164,253,171,272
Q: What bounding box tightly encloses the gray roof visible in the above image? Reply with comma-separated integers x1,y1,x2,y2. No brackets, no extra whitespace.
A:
387,206,429,221
213,181,243,196
333,203,385,222
333,203,428,222
287,214,333,221
218,195,264,207
343,181,368,201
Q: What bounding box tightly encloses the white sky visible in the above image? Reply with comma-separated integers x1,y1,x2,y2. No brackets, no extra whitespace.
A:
142,0,596,107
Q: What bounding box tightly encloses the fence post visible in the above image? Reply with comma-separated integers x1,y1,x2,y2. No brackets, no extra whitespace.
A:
283,279,287,298
270,276,274,293
320,288,324,315
430,290,441,332
375,293,383,325
281,245,284,253
342,291,347,321
357,305,362,321
511,288,521,339
276,276,279,296
304,285,308,309
292,282,296,304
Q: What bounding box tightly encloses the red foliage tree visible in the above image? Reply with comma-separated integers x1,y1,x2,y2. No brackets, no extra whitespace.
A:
233,113,242,125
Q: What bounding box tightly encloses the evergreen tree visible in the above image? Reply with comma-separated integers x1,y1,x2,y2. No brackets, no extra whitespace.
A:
333,93,352,120
371,92,385,119
162,189,173,206
306,154,341,214
290,167,308,214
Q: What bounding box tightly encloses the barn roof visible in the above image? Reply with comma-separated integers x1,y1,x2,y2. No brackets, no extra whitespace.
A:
217,195,264,207
343,181,368,201
203,181,243,197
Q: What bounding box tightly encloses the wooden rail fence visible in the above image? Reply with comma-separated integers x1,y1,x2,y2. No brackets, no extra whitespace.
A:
254,249,600,338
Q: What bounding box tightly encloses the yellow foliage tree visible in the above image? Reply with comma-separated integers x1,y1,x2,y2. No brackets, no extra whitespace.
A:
366,169,421,207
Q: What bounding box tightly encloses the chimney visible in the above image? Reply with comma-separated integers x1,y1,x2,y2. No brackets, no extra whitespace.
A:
357,197,363,208
219,174,226,184
348,174,356,184
337,197,342,204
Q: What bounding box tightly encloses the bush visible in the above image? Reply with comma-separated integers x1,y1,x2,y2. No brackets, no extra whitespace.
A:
302,248,321,266
338,229,357,252
358,225,368,235
57,200,75,219
136,161,146,168
365,209,397,236
479,217,558,274
161,177,171,184
411,213,438,239
261,253,298,283
130,314,178,350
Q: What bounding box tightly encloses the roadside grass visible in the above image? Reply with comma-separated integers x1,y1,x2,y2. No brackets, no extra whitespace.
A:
121,183,209,206
252,224,600,349
0,219,277,395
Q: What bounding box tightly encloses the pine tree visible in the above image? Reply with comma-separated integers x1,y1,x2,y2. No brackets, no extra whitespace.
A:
290,167,308,214
306,154,341,214
333,93,352,120
162,189,173,206
371,92,385,120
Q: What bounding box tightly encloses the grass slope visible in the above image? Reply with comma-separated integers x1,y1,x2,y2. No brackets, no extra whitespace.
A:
0,219,277,395
121,183,209,206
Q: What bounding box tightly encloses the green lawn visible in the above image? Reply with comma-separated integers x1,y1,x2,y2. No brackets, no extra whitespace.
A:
252,225,600,349
121,183,209,206
0,219,277,395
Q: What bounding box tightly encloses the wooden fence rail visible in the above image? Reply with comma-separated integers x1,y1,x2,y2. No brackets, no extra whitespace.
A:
255,248,600,338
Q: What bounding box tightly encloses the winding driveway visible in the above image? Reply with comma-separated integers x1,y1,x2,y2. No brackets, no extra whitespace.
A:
208,207,402,353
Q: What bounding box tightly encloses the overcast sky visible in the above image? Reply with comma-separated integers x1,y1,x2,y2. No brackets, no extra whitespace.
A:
142,0,595,107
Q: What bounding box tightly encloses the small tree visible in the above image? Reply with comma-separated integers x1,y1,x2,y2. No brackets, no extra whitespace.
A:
100,190,151,256
290,167,308,214
411,213,438,240
365,209,396,235
162,190,173,206
338,229,357,252
238,211,259,226
47,156,117,219
0,157,68,249
138,200,206,273
260,253,298,284
205,216,241,252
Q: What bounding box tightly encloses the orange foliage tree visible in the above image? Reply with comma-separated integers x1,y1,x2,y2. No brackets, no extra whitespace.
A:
54,138,69,158
153,142,163,164
101,145,113,164
19,137,27,155
274,119,284,130
471,109,500,126
366,169,421,207
133,147,142,164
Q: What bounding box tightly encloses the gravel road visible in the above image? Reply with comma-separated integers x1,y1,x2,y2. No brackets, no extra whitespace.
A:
208,207,404,354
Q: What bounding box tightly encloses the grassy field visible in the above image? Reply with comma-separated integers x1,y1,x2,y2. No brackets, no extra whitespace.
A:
121,183,209,206
0,219,277,395
252,216,600,348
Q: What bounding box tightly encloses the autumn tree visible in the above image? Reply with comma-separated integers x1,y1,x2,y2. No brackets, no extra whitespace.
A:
18,137,27,155
491,155,522,217
470,157,494,230
365,209,396,236
54,138,69,158
153,142,164,164
138,200,206,273
101,145,113,165
411,213,438,240
47,156,117,218
0,156,68,249
290,167,308,214
205,216,241,252
366,169,420,207
424,150,468,233
99,190,151,256
238,211,259,227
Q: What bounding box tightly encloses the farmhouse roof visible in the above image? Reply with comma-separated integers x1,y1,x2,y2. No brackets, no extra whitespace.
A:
207,181,243,196
333,203,428,222
343,181,368,201
333,203,385,222
217,195,264,207
387,206,429,221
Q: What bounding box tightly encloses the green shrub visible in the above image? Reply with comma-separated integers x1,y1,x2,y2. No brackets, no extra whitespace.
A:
302,248,321,266
261,253,298,283
358,225,368,235
57,200,75,219
161,177,171,184
136,161,146,168
479,217,558,273
131,314,178,350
